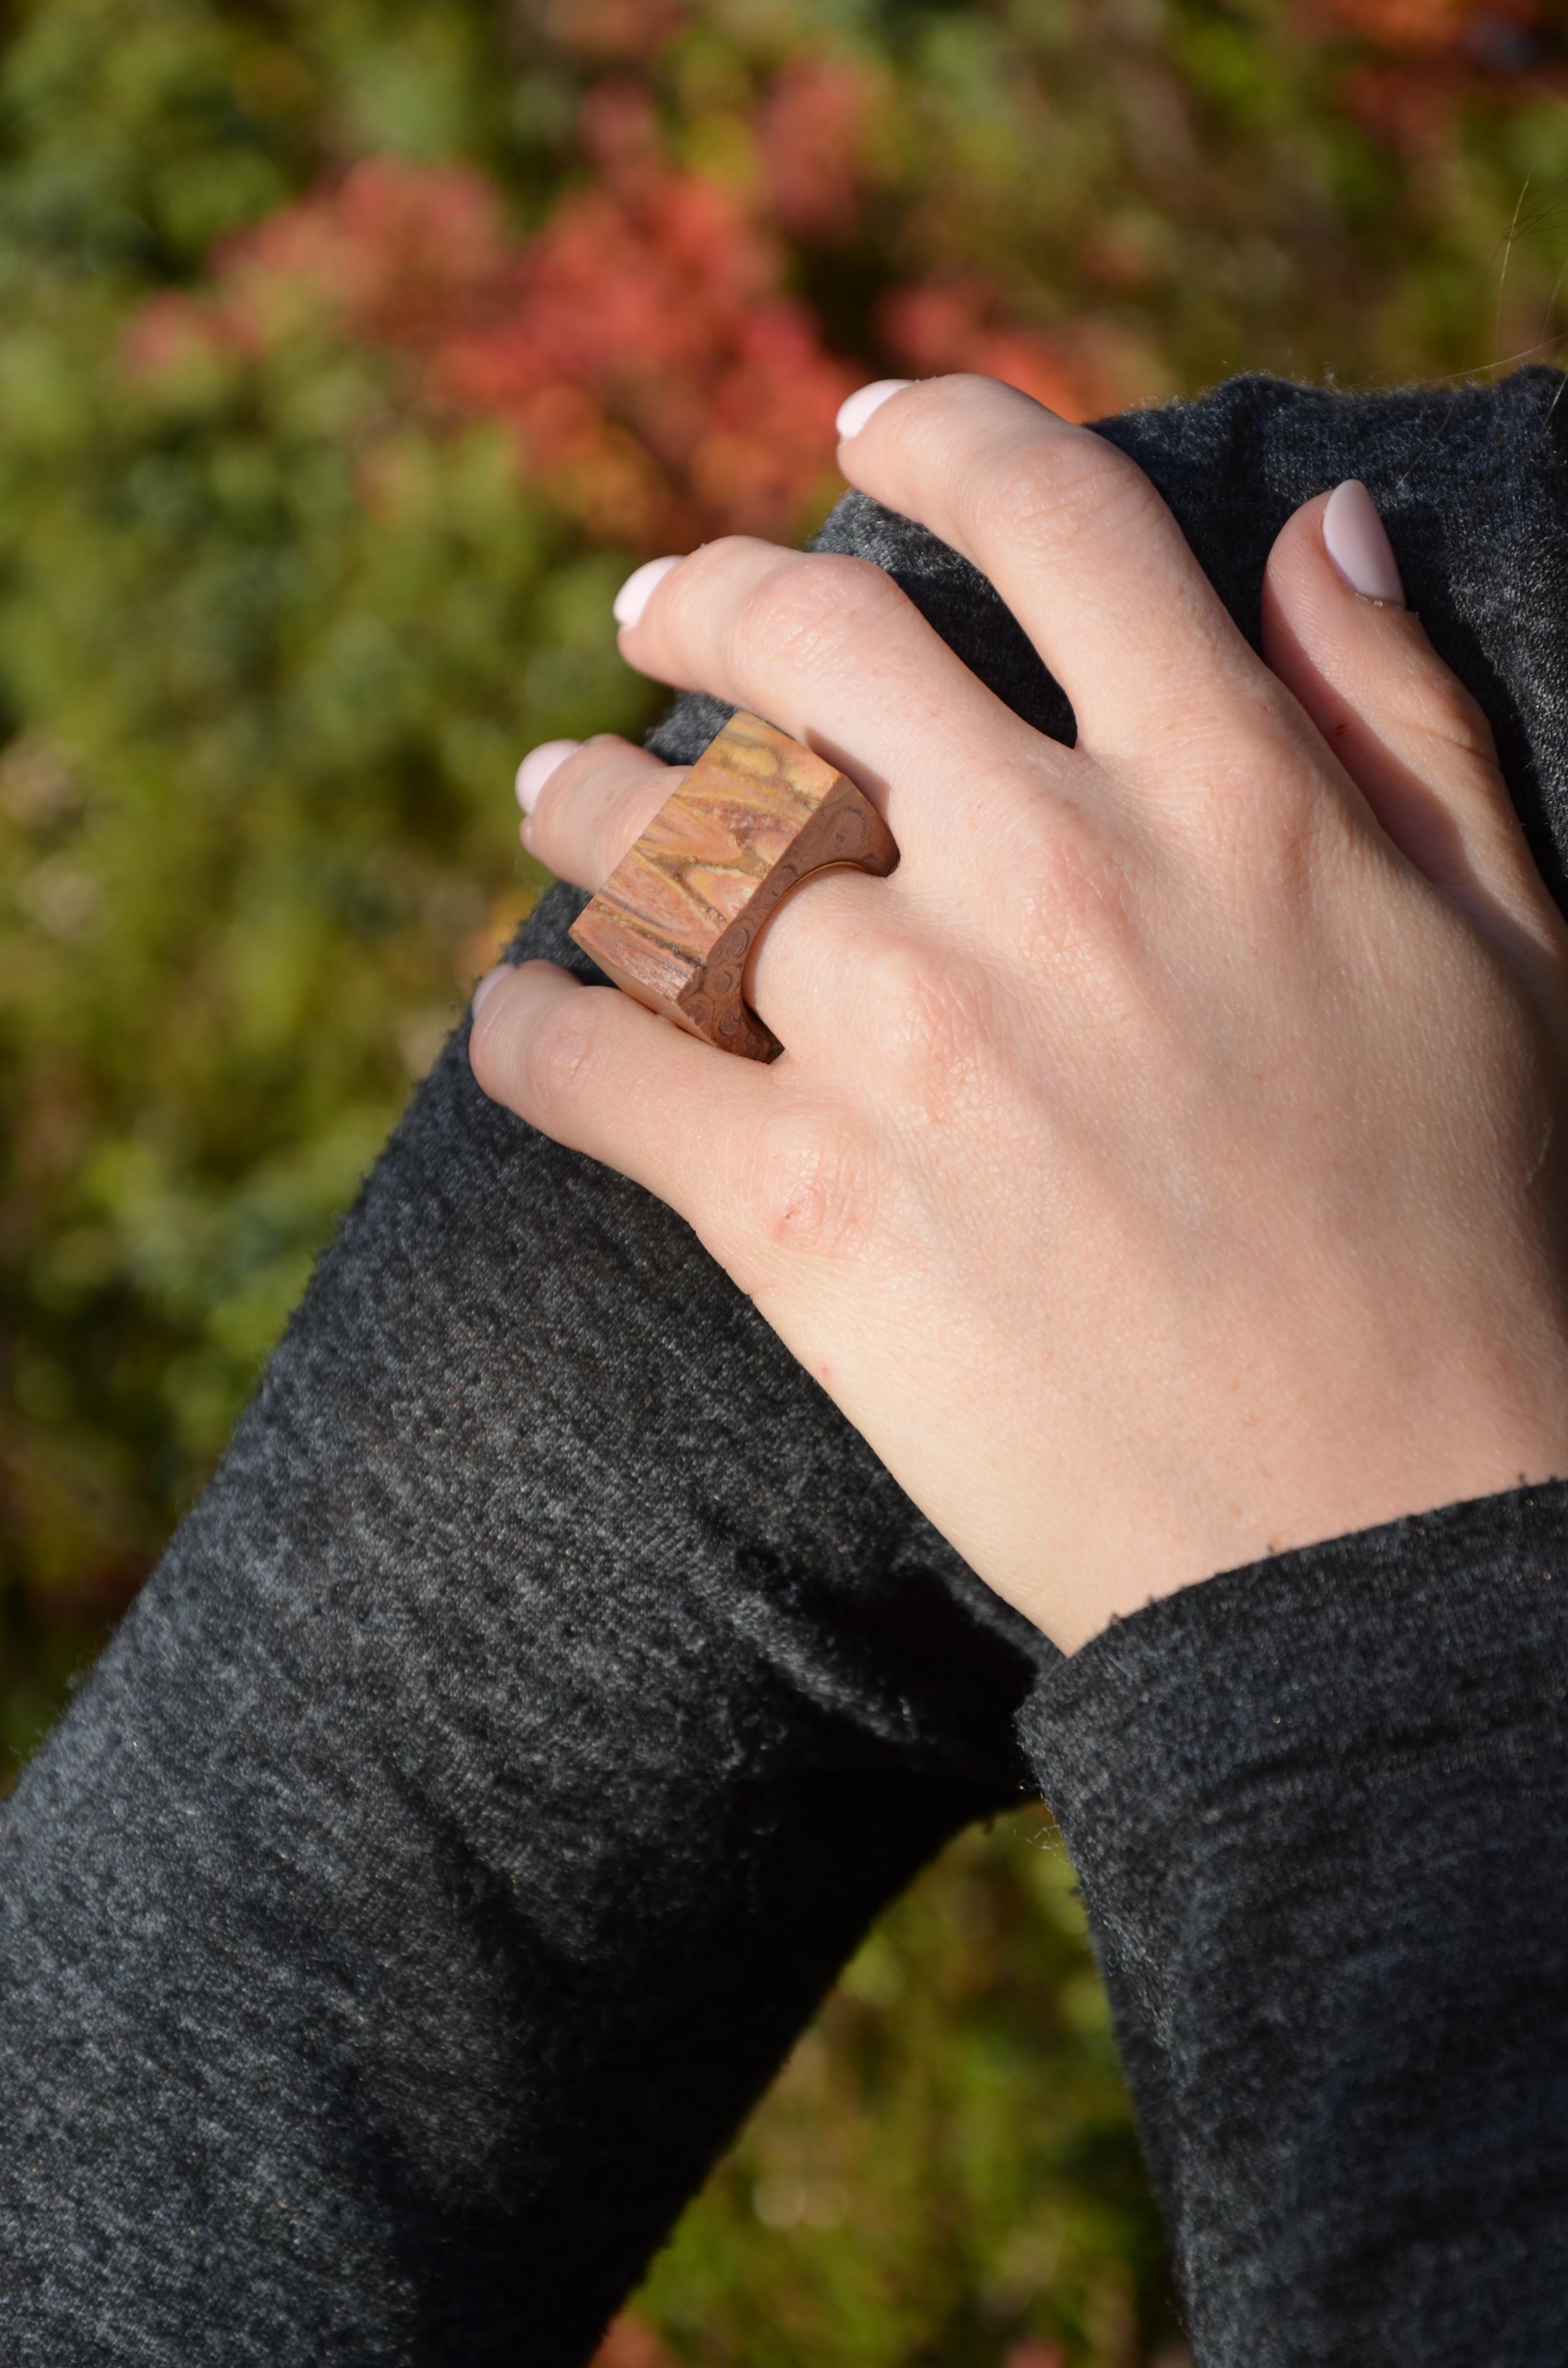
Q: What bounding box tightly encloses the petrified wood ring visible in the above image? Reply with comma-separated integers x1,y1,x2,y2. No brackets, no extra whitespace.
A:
568,710,900,1061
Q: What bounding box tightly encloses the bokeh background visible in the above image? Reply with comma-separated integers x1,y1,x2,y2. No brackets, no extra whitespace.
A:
4,0,1568,2358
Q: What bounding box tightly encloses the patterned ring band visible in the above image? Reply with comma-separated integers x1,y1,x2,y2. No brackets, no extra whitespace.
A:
568,711,901,1061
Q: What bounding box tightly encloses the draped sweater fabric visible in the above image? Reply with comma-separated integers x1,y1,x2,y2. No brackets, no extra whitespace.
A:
5,370,1568,2364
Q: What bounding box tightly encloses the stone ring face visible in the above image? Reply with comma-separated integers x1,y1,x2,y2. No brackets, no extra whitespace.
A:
568,711,900,1061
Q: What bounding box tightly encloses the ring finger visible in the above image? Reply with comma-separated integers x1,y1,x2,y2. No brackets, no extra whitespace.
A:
517,724,906,1064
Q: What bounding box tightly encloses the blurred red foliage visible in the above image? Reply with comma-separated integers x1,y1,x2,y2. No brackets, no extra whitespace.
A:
434,85,854,545
754,53,883,240
124,48,1166,554
1302,0,1562,148
535,0,688,60
123,161,507,379
127,133,853,550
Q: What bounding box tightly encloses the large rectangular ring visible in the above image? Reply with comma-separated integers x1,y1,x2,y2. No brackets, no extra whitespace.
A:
568,710,900,1061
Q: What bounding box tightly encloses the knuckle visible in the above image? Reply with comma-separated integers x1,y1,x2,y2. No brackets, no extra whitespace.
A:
746,1110,870,1261
974,428,1159,556
515,996,608,1116
1215,771,1324,910
732,553,898,676
1019,810,1140,974
1188,709,1322,844
860,938,994,1103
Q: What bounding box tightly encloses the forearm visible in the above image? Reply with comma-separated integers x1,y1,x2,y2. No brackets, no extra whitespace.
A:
0,895,1041,2367
1020,1484,1568,2365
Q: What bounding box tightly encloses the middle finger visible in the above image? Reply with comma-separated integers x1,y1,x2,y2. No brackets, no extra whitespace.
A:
613,535,1069,867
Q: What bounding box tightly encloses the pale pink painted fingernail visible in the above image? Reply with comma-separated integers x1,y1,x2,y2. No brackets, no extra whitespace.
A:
471,963,513,1017
515,740,580,814
613,555,682,629
835,380,913,441
1323,481,1405,606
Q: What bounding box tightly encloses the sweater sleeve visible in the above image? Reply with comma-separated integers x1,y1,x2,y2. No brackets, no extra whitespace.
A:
0,877,1044,2368
1017,1483,1568,2368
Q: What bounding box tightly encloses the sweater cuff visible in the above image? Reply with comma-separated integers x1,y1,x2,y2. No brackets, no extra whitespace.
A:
1017,1481,1568,2368
1020,1478,1568,1831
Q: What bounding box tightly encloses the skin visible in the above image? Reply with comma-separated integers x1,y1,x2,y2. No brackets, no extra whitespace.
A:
470,375,1568,1653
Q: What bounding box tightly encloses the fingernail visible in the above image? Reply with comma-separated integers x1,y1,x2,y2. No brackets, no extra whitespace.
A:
515,740,580,814
613,555,681,629
835,379,913,441
1323,480,1405,606
472,962,513,1017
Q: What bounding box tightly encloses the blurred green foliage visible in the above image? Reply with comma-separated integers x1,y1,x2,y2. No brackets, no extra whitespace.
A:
4,0,1568,2357
636,1819,1179,2368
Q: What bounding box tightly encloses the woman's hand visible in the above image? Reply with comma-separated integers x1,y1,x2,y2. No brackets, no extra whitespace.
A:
471,376,1568,1651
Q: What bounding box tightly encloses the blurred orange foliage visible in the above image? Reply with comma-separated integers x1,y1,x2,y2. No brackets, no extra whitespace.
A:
1304,0,1564,149
878,281,1149,428
590,2313,682,2368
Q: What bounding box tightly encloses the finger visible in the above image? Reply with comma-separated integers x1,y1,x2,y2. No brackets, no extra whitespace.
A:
741,861,901,1064
467,959,770,1240
519,734,684,892
612,534,1068,860
833,374,1261,763
1262,482,1568,971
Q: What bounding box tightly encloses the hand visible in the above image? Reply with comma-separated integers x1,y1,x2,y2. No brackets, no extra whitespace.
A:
471,376,1568,1651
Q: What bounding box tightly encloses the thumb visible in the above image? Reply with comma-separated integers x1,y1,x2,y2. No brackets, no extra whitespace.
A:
1262,480,1566,978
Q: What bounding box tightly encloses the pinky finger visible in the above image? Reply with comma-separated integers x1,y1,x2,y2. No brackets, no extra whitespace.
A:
468,957,769,1238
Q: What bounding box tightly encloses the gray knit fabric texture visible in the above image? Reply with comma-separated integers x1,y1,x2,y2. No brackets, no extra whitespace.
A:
1023,1485,1568,2367
4,370,1568,2364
